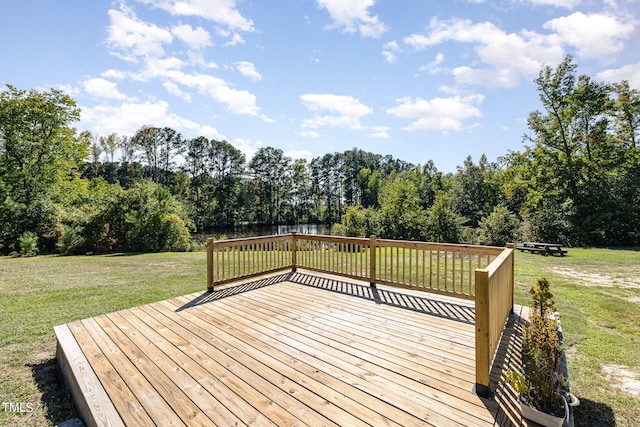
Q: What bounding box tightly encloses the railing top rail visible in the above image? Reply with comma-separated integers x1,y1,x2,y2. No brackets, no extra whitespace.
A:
375,238,504,255
293,234,369,245
208,232,505,255
476,247,514,277
207,234,291,247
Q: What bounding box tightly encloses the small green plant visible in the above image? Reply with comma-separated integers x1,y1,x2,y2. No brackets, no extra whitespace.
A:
507,277,565,417
57,225,82,255
18,231,38,256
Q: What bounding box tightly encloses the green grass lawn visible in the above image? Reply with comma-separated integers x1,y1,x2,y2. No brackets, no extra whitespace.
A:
1,248,639,426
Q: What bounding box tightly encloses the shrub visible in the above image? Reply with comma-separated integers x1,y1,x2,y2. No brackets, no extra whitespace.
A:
18,231,38,256
507,278,565,417
476,204,521,246
57,225,83,255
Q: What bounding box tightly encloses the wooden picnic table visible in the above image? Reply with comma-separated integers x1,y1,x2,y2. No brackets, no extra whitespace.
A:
515,242,567,256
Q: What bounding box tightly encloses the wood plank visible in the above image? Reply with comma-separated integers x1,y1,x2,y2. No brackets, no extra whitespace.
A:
64,321,154,427
206,286,497,425
252,282,478,365
133,304,344,427
166,288,493,426
238,285,476,373
79,317,188,427
157,299,422,427
60,272,521,427
93,314,222,427
232,287,479,391
106,311,276,427
54,324,126,427
121,307,313,427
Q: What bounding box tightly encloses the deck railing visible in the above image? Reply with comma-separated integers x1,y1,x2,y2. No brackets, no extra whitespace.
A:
207,232,514,397
208,233,504,298
474,244,515,397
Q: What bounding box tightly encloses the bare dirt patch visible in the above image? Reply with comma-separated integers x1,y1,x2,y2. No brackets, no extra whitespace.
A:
601,364,640,398
551,267,640,289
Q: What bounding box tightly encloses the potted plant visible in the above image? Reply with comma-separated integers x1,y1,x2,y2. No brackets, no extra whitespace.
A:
506,278,569,427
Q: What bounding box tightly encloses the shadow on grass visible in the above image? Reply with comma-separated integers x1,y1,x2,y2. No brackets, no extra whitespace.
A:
27,357,77,425
572,397,615,427
606,246,640,252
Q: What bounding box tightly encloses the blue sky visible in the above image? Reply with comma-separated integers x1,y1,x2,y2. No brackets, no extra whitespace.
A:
2,0,639,172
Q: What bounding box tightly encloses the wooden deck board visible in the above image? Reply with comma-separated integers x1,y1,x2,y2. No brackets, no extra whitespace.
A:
56,271,525,427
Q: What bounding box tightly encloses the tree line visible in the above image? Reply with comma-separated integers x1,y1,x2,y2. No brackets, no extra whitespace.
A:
1,55,638,255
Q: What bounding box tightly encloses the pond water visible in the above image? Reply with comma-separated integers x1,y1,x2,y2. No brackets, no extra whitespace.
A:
196,223,329,241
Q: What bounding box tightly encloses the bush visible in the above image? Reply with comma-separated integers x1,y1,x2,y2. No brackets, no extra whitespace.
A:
522,199,573,245
18,232,38,256
57,225,83,255
425,194,468,243
476,204,521,246
85,181,192,253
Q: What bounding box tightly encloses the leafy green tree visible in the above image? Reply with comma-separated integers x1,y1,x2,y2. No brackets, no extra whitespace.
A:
207,139,245,226
184,136,213,230
0,84,84,252
332,205,378,238
476,204,521,247
309,153,344,224
425,193,468,243
378,176,426,240
450,154,501,228
290,158,314,223
249,147,292,224
356,167,382,209
132,126,182,185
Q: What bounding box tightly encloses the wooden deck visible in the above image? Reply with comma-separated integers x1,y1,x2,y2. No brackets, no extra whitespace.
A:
55,271,529,427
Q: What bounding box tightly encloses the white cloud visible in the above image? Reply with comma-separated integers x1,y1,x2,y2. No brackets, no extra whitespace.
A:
224,33,246,46
106,7,173,62
235,61,262,81
419,53,446,74
367,126,390,138
231,137,264,161
55,84,81,97
403,17,564,88
171,23,212,51
134,0,254,32
101,69,127,79
597,63,640,89
316,0,388,38
543,12,634,61
82,78,128,100
300,130,320,138
382,41,400,63
80,100,224,139
300,93,373,129
402,12,634,89
162,70,272,121
103,4,269,121
386,94,484,132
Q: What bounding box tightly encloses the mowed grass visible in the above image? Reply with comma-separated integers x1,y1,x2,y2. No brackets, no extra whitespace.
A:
0,253,207,427
514,248,640,427
1,248,639,426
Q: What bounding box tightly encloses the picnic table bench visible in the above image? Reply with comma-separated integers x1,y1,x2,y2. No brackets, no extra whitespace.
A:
515,242,567,256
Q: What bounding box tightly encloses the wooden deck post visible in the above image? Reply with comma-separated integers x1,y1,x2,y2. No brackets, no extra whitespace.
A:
291,232,297,272
507,242,515,314
369,235,377,287
474,268,490,397
207,238,214,292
